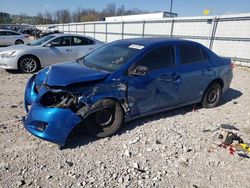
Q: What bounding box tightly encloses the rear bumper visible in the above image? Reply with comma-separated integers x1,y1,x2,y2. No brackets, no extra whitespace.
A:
222,69,233,94
24,103,82,146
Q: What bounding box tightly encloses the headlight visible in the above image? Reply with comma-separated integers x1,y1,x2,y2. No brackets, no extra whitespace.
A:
0,51,16,58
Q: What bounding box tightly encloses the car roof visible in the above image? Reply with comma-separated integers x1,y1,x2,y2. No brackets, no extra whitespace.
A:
115,37,198,47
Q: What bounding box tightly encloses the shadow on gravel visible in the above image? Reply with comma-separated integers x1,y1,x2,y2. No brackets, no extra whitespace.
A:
64,105,195,149
63,88,242,149
219,88,242,105
62,133,98,150
5,69,20,74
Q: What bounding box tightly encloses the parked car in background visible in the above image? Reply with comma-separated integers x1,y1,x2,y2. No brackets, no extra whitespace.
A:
0,29,30,46
0,34,104,73
18,27,42,39
39,26,62,38
23,38,234,146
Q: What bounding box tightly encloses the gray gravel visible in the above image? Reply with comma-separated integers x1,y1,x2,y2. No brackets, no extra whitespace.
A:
0,67,250,188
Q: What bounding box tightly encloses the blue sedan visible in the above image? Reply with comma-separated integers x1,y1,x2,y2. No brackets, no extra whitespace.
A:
23,38,233,146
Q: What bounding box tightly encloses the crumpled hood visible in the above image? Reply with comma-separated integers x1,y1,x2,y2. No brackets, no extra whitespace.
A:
42,61,109,87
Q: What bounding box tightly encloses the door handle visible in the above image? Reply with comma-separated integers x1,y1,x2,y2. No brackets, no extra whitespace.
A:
65,49,72,52
172,75,181,84
158,73,181,83
206,67,212,71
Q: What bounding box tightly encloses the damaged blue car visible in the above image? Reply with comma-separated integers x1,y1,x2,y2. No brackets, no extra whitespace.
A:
24,38,233,146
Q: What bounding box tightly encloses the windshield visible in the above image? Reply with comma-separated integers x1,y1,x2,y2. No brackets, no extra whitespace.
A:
82,42,144,72
28,35,56,46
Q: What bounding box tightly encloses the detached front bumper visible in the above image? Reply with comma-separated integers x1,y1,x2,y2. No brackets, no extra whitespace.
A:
24,75,82,145
24,74,38,112
24,103,82,146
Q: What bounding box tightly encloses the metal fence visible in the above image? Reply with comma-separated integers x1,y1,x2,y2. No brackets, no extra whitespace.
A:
36,13,250,64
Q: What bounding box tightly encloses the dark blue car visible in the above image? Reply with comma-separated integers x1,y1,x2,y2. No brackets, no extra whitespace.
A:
24,38,233,146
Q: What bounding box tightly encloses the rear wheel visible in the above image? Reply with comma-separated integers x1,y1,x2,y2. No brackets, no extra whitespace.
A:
18,56,40,73
15,40,24,45
82,100,124,138
202,82,222,108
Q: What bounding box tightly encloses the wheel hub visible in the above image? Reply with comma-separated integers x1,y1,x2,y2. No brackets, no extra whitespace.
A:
21,58,36,73
95,109,113,128
208,89,217,103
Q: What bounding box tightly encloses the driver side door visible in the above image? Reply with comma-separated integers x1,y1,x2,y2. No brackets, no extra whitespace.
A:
127,45,181,117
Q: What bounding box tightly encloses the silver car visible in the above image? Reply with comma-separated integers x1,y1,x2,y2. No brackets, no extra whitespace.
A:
0,34,104,73
0,29,30,46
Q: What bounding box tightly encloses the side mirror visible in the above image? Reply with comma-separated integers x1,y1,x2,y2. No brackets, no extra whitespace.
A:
130,65,148,76
44,43,52,47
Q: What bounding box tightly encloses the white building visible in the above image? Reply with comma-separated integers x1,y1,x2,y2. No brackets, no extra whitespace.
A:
105,12,178,22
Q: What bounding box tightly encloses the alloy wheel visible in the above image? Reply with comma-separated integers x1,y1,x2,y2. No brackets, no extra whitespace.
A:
20,58,37,73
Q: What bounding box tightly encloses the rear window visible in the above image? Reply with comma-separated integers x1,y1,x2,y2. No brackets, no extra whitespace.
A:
72,37,94,46
4,31,20,36
180,45,209,64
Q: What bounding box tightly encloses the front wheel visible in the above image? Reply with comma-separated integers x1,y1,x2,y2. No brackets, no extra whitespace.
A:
18,56,40,73
82,100,124,138
202,82,222,108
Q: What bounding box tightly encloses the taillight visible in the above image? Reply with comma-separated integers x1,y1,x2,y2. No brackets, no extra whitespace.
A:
229,62,235,70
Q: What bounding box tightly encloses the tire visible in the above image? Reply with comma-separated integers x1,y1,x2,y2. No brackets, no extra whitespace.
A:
202,82,222,108
15,40,24,45
83,100,124,138
18,55,40,73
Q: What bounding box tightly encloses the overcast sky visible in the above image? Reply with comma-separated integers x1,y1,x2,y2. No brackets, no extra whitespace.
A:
0,0,250,16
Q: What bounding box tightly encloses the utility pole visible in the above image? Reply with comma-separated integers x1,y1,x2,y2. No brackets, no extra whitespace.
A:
170,0,173,14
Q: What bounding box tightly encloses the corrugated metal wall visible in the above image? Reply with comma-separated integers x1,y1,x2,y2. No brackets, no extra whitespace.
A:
36,13,250,64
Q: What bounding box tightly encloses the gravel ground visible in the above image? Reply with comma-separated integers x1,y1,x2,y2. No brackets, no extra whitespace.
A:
0,67,250,188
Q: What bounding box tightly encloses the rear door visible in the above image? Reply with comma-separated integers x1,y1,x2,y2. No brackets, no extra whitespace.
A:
0,31,6,46
0,31,13,46
127,45,181,117
177,44,215,103
4,31,20,45
71,36,99,58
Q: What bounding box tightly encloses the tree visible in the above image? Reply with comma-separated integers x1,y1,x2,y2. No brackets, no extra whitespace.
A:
116,5,125,16
54,9,71,23
36,12,44,24
0,3,149,25
102,3,116,17
72,7,82,22
44,11,53,24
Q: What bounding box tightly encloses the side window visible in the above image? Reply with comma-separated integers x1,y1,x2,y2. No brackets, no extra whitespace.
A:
50,37,63,47
50,37,72,47
61,36,72,46
4,31,19,36
180,45,209,64
136,46,175,71
72,37,93,46
0,31,3,36
10,31,20,35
